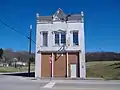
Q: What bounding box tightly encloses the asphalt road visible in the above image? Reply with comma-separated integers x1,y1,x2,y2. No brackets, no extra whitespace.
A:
0,75,47,90
0,75,120,90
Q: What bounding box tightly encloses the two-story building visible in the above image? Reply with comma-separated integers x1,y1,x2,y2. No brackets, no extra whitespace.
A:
35,8,86,79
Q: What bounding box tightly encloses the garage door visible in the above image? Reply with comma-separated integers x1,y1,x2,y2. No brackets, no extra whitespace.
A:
41,53,51,77
54,53,66,77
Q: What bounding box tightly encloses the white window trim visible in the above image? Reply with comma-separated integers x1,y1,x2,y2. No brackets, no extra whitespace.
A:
59,33,61,46
60,32,66,46
40,31,48,47
70,30,79,46
53,31,66,46
54,32,59,46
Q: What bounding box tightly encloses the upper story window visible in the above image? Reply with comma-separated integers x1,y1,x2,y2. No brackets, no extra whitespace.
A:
54,31,66,46
42,32,48,46
61,32,66,45
73,31,79,45
55,33,59,45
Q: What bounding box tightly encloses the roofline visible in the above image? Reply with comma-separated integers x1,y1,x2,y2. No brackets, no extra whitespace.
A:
36,9,84,17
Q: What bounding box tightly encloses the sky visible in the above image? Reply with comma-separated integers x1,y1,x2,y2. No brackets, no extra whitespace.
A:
0,0,120,52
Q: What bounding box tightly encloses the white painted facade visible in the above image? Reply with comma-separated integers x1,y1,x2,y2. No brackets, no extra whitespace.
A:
35,8,86,79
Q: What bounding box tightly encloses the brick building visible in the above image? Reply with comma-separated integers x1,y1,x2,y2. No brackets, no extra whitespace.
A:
35,8,86,79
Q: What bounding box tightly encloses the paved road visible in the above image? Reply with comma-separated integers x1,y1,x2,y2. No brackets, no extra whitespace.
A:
0,75,47,90
0,75,120,90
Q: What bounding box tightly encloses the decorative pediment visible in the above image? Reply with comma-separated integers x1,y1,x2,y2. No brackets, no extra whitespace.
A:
57,29,66,32
52,29,66,34
53,8,66,21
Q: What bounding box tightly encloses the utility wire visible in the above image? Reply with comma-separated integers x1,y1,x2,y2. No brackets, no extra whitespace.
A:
0,20,36,44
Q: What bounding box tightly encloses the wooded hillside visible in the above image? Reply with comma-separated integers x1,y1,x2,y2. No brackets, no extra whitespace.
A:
3,49,34,62
2,49,120,62
86,52,120,62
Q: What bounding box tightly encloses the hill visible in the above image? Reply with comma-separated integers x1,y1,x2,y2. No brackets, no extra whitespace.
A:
3,49,35,62
86,52,120,62
2,49,120,62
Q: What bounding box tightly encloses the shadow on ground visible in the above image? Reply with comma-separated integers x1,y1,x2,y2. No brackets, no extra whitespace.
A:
2,72,35,77
108,62,120,66
107,62,120,69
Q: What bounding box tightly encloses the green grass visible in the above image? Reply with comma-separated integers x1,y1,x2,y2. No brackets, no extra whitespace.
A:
0,65,35,73
1,61,120,80
86,61,120,80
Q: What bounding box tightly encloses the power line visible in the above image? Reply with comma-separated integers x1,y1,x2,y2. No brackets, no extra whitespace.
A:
0,19,36,44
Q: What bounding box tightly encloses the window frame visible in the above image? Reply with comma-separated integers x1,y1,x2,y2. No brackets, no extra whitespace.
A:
42,31,48,47
55,32,60,45
54,31,66,46
61,32,66,45
72,31,79,46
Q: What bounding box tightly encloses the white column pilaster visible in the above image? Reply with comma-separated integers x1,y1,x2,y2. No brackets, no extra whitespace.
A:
79,51,86,79
35,25,41,78
59,33,61,45
39,52,41,78
40,32,43,46
70,32,73,46
35,52,41,78
52,32,55,46
67,52,69,77
66,23,69,47
52,52,54,78
79,22,86,79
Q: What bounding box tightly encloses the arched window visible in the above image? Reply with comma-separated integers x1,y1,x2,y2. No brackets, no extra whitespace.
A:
53,30,66,46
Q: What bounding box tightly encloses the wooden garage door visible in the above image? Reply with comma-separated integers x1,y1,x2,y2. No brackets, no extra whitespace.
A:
54,53,66,77
41,53,51,77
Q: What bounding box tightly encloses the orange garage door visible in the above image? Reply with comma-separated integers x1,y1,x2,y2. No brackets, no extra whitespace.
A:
41,53,51,77
54,53,67,77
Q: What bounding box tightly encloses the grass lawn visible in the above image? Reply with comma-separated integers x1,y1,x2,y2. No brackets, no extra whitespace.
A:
0,61,120,79
86,61,120,79
0,65,35,73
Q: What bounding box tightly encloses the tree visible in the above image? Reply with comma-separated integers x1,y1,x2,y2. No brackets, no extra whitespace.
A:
0,48,3,59
30,57,35,64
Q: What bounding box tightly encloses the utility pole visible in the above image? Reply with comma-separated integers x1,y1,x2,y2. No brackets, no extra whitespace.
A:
28,25,32,77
